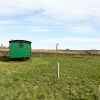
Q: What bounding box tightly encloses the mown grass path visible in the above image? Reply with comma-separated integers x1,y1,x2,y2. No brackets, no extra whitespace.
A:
0,56,100,100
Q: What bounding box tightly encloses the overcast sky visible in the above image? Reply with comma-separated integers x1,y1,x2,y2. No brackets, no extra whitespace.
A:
0,0,100,50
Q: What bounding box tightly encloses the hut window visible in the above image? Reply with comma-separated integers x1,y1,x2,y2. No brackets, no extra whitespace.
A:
19,42,23,48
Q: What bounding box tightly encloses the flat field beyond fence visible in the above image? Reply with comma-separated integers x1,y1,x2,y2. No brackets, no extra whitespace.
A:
0,56,100,99
1,49,100,57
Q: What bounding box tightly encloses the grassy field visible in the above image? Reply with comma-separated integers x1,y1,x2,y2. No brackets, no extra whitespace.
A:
0,56,100,100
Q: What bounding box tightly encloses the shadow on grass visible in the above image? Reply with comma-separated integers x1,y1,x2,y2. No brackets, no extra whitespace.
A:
0,56,10,62
0,56,31,62
10,58,31,61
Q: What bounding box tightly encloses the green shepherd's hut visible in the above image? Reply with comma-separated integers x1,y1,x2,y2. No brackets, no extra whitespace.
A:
9,40,32,59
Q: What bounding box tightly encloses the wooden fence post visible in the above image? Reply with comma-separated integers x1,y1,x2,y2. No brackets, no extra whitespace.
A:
57,62,59,79
98,85,100,100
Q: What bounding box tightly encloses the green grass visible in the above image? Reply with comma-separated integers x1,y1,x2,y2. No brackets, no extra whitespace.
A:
0,56,100,100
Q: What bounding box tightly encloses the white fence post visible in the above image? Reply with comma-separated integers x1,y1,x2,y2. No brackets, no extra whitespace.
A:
98,85,100,100
57,62,59,79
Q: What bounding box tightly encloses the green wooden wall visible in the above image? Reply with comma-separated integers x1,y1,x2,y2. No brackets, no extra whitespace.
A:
9,41,31,58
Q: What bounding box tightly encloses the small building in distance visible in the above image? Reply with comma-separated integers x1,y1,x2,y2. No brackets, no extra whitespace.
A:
9,40,32,59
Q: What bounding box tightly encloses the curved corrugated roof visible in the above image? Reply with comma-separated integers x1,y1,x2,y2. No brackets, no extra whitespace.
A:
9,40,32,43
